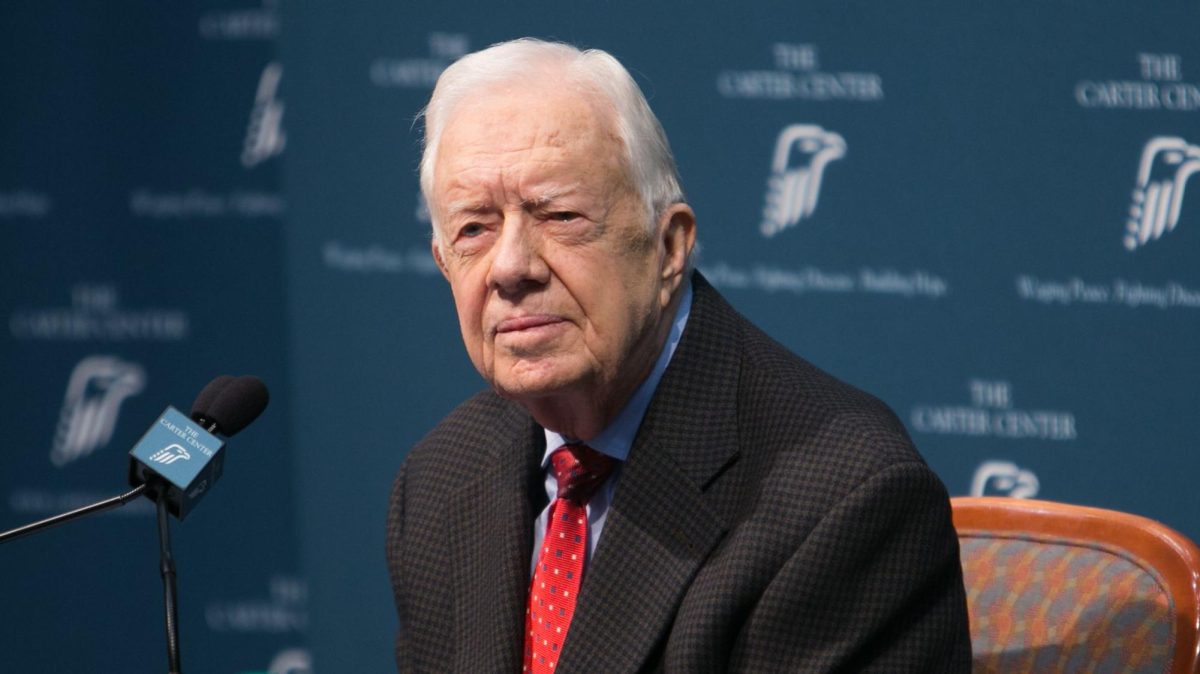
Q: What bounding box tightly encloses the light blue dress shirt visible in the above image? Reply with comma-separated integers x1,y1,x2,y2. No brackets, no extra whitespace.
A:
532,281,693,575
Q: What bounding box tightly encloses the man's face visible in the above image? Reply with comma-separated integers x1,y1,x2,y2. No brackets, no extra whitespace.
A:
429,84,685,420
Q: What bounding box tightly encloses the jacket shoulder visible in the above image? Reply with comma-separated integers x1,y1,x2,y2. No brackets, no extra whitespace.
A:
404,389,530,474
679,277,927,501
741,319,923,467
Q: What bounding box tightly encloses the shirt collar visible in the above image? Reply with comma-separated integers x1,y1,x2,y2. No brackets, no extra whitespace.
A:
543,279,693,464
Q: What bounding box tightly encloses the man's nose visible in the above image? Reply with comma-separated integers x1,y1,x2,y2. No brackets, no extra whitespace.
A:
487,216,550,293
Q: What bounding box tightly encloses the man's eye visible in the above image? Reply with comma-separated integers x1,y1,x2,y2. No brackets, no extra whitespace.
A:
459,223,485,238
550,212,580,222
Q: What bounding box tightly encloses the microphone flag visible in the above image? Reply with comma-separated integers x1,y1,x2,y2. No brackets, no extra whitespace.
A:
128,406,226,520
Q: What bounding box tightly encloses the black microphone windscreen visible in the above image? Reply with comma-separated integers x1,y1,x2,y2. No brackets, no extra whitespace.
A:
205,375,270,437
190,375,236,419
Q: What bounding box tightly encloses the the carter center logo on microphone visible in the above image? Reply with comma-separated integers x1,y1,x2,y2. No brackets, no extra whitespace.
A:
760,124,845,238
1125,135,1199,251
150,443,192,465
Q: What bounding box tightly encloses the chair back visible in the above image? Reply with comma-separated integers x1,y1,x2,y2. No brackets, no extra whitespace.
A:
953,497,1200,674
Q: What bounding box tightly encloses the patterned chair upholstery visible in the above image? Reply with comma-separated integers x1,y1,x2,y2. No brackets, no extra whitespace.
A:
953,497,1200,674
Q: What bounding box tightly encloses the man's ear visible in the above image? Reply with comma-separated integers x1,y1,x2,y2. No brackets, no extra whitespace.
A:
659,203,696,287
431,239,451,282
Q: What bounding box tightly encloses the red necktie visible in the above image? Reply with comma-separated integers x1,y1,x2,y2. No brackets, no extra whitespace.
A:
523,444,615,673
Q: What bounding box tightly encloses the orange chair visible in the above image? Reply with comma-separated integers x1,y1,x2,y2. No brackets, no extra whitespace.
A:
953,497,1200,674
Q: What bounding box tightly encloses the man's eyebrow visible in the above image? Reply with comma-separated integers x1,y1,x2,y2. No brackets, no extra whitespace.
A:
443,199,493,217
442,186,582,216
521,186,577,208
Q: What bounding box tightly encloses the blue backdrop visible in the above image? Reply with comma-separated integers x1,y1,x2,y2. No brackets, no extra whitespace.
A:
2,1,1198,672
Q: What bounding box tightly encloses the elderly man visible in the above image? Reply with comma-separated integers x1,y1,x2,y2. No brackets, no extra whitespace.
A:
387,38,971,672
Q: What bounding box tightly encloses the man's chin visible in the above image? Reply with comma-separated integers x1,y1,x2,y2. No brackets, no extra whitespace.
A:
491,377,574,402
489,366,588,406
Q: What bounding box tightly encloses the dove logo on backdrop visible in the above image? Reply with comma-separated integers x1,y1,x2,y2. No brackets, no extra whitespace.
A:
242,62,286,169
970,461,1040,499
1125,136,1200,251
50,356,146,467
760,125,845,238
150,443,191,466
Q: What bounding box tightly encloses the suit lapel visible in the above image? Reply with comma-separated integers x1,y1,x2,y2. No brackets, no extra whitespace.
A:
449,413,545,672
557,274,742,672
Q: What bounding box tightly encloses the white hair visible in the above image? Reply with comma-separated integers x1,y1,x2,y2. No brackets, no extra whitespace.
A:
418,38,685,243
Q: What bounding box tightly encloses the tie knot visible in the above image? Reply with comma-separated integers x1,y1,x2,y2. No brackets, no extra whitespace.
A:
549,444,615,506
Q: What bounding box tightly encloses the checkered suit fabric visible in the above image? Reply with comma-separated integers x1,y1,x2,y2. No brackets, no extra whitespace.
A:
388,272,971,672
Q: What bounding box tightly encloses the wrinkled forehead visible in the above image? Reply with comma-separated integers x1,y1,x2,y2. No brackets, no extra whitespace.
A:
433,64,614,135
434,80,627,182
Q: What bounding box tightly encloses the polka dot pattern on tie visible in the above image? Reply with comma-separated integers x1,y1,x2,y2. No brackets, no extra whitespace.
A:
523,444,615,673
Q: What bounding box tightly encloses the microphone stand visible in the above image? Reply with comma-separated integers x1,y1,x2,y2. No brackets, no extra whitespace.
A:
0,377,264,674
157,495,183,674
0,484,148,543
0,482,185,673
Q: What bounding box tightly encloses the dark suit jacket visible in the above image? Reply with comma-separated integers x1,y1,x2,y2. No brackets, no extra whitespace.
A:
387,273,971,672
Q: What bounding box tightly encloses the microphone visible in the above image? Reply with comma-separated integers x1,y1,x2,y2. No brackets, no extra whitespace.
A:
193,375,270,437
0,374,270,672
189,374,235,428
1,374,269,542
128,375,269,520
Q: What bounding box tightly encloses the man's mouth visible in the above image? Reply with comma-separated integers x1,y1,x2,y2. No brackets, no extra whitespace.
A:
494,315,566,334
